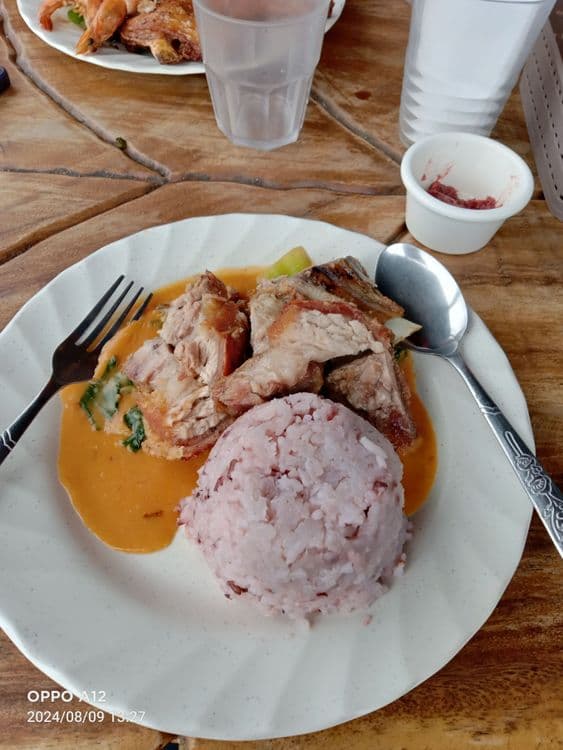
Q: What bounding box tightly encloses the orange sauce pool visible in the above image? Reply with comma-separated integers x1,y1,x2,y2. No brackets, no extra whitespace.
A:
58,266,437,552
398,357,438,515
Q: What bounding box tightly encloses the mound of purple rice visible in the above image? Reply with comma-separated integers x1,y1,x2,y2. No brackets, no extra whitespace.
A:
179,393,409,619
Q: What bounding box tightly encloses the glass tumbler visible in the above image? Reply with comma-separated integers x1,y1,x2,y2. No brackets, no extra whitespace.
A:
193,0,331,150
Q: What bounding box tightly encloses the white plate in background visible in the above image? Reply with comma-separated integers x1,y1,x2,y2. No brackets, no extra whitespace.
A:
16,0,346,75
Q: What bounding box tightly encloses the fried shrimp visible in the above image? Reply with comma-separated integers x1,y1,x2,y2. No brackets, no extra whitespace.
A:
75,0,139,53
38,0,87,31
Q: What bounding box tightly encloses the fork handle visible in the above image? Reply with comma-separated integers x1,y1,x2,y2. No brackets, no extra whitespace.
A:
446,352,563,558
0,378,60,467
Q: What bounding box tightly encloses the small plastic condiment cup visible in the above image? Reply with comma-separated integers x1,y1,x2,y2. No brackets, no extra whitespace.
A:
400,132,534,254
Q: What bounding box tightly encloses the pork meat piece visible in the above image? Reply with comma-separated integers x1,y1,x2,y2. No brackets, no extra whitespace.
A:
121,271,248,460
249,276,340,354
244,258,415,448
249,257,402,354
123,337,191,404
213,299,390,413
161,271,249,384
249,282,289,355
123,337,233,460
325,352,416,449
298,256,403,323
138,385,232,460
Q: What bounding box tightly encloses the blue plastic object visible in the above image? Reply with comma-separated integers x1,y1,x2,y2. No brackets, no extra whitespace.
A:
0,67,10,93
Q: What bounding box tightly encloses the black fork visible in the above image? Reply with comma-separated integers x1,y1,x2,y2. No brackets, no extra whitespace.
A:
0,276,152,466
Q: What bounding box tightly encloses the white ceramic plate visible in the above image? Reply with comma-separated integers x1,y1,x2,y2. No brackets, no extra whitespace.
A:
17,0,346,75
0,214,532,740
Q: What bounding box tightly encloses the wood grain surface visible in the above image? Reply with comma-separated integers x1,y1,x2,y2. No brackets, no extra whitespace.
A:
1,0,401,189
0,29,154,180
0,0,562,748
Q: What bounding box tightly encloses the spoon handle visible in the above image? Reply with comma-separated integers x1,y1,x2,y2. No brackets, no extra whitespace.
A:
447,352,563,558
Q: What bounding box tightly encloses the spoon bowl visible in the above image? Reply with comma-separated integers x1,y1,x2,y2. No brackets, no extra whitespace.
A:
375,243,467,357
375,242,563,558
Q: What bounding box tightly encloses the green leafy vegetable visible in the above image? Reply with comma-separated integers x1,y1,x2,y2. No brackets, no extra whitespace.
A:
67,8,86,28
261,246,313,280
79,356,132,430
122,407,146,452
79,382,100,429
115,137,127,151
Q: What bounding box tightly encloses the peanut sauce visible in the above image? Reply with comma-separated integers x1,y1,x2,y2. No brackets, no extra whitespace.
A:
58,266,437,552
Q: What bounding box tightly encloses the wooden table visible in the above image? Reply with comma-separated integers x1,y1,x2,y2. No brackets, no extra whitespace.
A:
1,1,562,748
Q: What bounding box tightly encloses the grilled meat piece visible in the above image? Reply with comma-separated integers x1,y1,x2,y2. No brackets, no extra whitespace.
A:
293,361,325,394
249,282,289,355
213,299,390,413
123,337,233,460
325,352,416,449
122,272,248,460
161,271,226,344
249,257,402,354
124,336,189,402
249,275,342,352
119,0,201,64
299,256,404,323
122,259,415,457
220,258,416,450
139,385,232,460
161,271,249,385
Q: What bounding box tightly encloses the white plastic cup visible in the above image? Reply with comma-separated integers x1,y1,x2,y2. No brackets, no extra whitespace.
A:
193,0,330,151
400,132,534,254
399,0,556,146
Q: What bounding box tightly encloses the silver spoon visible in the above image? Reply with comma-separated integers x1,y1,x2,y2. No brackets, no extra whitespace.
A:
376,242,563,558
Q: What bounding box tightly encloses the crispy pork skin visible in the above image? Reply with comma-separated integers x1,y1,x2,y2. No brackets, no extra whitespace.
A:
299,256,403,322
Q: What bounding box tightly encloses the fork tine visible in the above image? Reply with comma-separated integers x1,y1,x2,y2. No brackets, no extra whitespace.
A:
93,288,146,352
67,275,125,341
132,292,153,321
79,280,134,348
